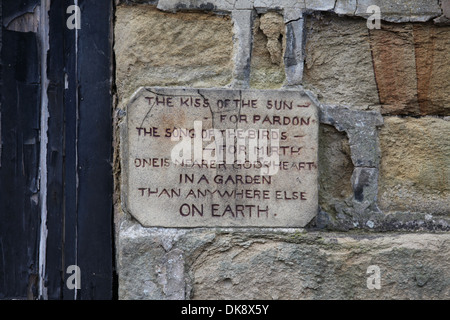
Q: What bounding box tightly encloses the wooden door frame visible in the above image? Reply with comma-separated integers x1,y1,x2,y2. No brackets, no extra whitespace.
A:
0,0,115,300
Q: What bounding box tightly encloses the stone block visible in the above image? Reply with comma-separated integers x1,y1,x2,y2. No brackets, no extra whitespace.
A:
355,0,442,22
118,223,450,299
379,117,450,215
115,5,233,104
304,14,379,109
369,24,450,116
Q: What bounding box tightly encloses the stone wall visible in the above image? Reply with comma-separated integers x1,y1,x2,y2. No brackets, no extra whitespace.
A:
114,0,450,299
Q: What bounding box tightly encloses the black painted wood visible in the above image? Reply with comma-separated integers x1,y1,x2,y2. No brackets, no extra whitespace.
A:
0,0,114,300
60,0,79,300
75,0,114,300
45,0,66,300
0,27,41,299
46,0,114,300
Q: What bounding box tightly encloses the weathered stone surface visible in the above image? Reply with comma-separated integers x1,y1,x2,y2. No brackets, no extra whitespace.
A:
319,105,383,224
413,24,450,116
155,0,256,12
369,24,450,116
304,0,335,11
355,0,442,22
283,6,303,21
443,0,450,18
379,117,450,215
259,12,284,65
284,11,304,86
254,0,336,11
122,87,319,227
117,0,159,4
118,222,450,300
118,226,190,299
115,5,233,104
250,15,285,88
304,15,450,116
254,0,300,10
234,0,253,10
191,232,450,299
157,0,234,12
351,167,380,214
334,0,356,15
304,14,379,109
369,24,419,115
320,105,383,168
231,10,253,87
318,125,353,214
119,0,445,23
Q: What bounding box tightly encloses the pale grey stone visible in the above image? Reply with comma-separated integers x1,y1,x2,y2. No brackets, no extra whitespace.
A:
443,0,450,18
334,0,357,15
355,0,442,22
434,15,450,24
351,167,380,214
156,0,253,11
254,0,303,10
318,105,383,223
231,10,253,87
284,12,304,86
434,0,450,24
320,105,383,168
118,223,190,300
283,7,303,22
304,0,335,11
234,0,254,9
122,87,319,228
157,0,234,12
126,0,444,23
160,249,186,299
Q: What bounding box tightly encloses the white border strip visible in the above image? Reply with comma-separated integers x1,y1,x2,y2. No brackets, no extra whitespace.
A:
38,0,50,300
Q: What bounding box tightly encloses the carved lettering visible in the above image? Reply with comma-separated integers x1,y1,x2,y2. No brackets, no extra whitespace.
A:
125,88,319,227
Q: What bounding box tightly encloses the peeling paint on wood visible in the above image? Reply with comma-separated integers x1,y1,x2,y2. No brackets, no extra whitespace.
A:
0,20,41,299
5,5,40,33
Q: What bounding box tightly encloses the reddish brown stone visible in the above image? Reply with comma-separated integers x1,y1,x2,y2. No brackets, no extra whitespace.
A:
369,24,419,115
369,23,450,116
413,24,450,116
413,25,435,115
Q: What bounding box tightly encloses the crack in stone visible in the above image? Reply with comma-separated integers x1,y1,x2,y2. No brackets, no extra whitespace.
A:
284,16,303,25
140,88,200,127
139,89,158,128
198,89,216,131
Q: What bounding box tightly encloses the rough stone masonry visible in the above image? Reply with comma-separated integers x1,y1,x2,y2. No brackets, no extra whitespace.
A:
114,0,450,299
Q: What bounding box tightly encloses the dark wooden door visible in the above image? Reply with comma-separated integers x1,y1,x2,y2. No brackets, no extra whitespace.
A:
0,0,114,300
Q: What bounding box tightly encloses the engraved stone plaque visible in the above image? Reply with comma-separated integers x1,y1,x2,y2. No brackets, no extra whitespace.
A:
122,87,319,227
